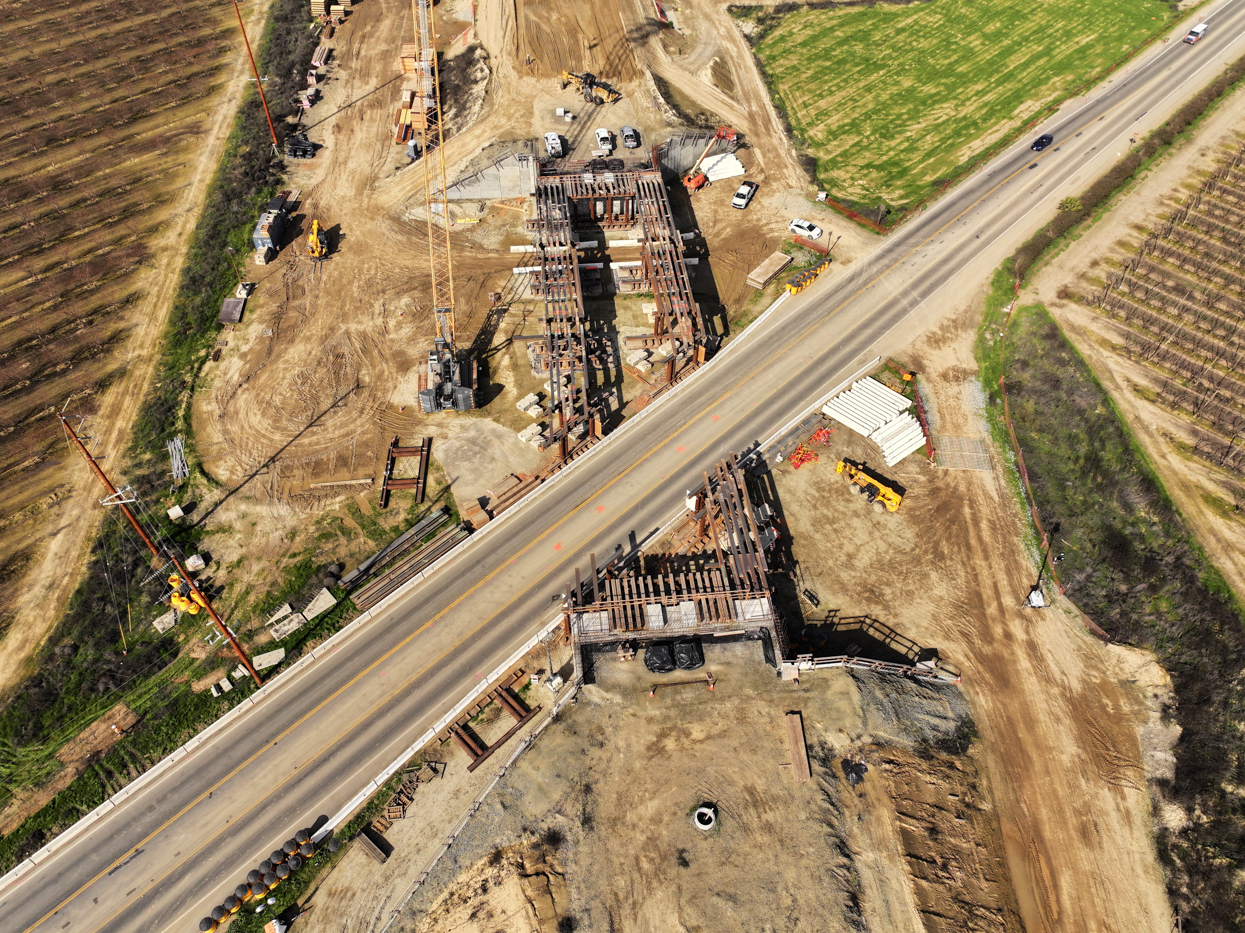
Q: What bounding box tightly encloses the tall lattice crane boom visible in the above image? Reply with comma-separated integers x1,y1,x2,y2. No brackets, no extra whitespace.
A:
412,0,476,412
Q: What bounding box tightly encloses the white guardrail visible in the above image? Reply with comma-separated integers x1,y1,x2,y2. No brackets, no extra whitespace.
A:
0,282,856,895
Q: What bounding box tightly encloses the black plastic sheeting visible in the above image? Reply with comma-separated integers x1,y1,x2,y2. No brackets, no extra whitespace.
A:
644,642,676,673
673,638,704,671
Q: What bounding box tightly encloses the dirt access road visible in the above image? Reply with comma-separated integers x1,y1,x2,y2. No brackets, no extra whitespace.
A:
773,312,1174,932
0,0,278,698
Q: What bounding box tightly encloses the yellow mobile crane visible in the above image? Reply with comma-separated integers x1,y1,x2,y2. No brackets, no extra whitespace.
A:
412,0,477,412
560,70,621,105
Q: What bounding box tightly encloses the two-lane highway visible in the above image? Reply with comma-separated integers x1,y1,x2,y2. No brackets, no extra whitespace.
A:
9,6,1245,930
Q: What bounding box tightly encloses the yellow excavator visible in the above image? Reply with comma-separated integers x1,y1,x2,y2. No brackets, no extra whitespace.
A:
307,219,328,262
836,460,903,512
561,70,621,105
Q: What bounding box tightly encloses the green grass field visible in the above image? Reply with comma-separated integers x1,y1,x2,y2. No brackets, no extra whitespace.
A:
753,0,1178,209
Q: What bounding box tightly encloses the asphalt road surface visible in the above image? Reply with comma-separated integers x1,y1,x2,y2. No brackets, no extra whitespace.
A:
9,7,1245,931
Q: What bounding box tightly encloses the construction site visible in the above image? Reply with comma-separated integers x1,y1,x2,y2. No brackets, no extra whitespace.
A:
0,0,1189,931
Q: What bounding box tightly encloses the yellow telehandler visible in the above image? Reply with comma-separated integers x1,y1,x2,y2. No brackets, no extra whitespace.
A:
836,460,903,512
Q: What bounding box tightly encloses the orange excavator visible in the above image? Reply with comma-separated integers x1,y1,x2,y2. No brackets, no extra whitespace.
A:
683,126,737,192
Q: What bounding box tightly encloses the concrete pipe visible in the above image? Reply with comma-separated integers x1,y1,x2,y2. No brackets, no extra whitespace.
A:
299,842,316,858
693,805,717,831
287,855,303,871
259,860,273,874
276,863,291,880
199,919,218,932
246,870,262,884
263,872,279,889
223,896,240,914
210,906,227,921
294,830,310,844
249,883,267,898
283,839,299,855
234,884,250,901
270,849,286,865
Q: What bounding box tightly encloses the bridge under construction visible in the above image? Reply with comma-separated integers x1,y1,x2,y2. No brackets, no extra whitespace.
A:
515,150,714,464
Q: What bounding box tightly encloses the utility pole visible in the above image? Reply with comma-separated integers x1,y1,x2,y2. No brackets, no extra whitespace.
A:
231,0,280,153
224,247,244,291
1027,520,1063,608
60,415,262,686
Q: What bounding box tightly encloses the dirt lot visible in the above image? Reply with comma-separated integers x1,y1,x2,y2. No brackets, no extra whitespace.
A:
181,0,874,614
1027,101,1245,607
388,639,1008,933
765,309,1176,931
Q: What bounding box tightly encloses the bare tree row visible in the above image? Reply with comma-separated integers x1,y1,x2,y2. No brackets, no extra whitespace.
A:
1191,425,1245,473
1158,377,1245,436
1106,295,1245,397
1097,263,1245,347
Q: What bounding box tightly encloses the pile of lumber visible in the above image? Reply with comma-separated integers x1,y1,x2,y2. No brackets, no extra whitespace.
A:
399,44,419,73
393,88,430,144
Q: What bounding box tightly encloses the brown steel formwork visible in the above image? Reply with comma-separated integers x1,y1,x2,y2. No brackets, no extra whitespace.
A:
566,457,784,665
533,179,594,450
633,172,701,349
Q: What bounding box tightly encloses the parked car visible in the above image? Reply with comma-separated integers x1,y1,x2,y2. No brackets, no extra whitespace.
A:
544,132,563,158
1030,133,1054,152
1184,23,1208,43
620,126,640,149
594,127,613,151
788,218,823,239
731,181,758,210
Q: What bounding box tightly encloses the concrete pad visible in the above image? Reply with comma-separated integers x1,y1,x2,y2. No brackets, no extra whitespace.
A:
435,418,543,519
268,603,293,624
254,648,286,671
303,588,337,621
271,613,308,640
152,609,178,634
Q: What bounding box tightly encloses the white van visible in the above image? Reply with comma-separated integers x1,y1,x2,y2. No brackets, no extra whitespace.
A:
1184,23,1208,44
